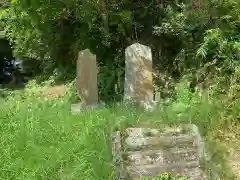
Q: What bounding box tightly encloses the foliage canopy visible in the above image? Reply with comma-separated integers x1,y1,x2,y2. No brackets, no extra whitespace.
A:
0,0,240,99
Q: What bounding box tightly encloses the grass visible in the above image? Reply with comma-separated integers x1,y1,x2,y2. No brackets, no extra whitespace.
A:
0,83,145,180
0,79,239,179
0,93,114,179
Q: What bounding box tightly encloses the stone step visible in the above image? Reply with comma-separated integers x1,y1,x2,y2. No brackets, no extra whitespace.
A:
125,127,186,137
125,147,198,165
125,134,197,150
127,161,202,178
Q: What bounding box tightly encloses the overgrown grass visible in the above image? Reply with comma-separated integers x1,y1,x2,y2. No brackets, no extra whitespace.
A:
0,97,111,179
0,79,239,179
0,81,143,179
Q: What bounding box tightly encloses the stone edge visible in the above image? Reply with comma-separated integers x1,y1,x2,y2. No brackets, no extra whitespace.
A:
182,124,220,180
111,131,126,179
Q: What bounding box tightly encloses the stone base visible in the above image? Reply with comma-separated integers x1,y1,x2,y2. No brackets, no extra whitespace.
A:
139,100,157,112
71,102,105,114
111,124,219,180
124,99,157,112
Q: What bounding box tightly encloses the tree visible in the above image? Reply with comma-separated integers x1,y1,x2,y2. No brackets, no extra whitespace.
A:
1,0,239,99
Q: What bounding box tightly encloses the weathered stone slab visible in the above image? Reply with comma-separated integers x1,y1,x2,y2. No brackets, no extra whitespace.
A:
127,148,198,165
111,124,219,180
125,135,197,150
71,49,105,114
124,43,155,111
76,49,98,105
126,127,186,137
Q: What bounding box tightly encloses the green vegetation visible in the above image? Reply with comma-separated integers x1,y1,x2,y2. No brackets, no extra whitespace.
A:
0,78,239,179
0,83,115,180
0,0,239,179
0,0,239,101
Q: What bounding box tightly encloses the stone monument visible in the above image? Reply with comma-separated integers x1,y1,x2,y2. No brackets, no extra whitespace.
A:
71,49,103,113
124,43,155,111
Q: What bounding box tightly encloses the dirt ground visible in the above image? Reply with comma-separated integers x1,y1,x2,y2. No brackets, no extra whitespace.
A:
42,84,67,99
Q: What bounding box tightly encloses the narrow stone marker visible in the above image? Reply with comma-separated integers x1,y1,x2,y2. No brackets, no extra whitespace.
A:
112,124,220,180
71,49,104,113
76,49,98,104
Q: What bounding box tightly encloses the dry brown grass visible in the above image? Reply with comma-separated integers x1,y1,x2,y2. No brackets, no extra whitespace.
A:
214,124,240,179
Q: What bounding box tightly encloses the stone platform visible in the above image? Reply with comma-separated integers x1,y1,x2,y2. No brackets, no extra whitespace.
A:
112,124,220,180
